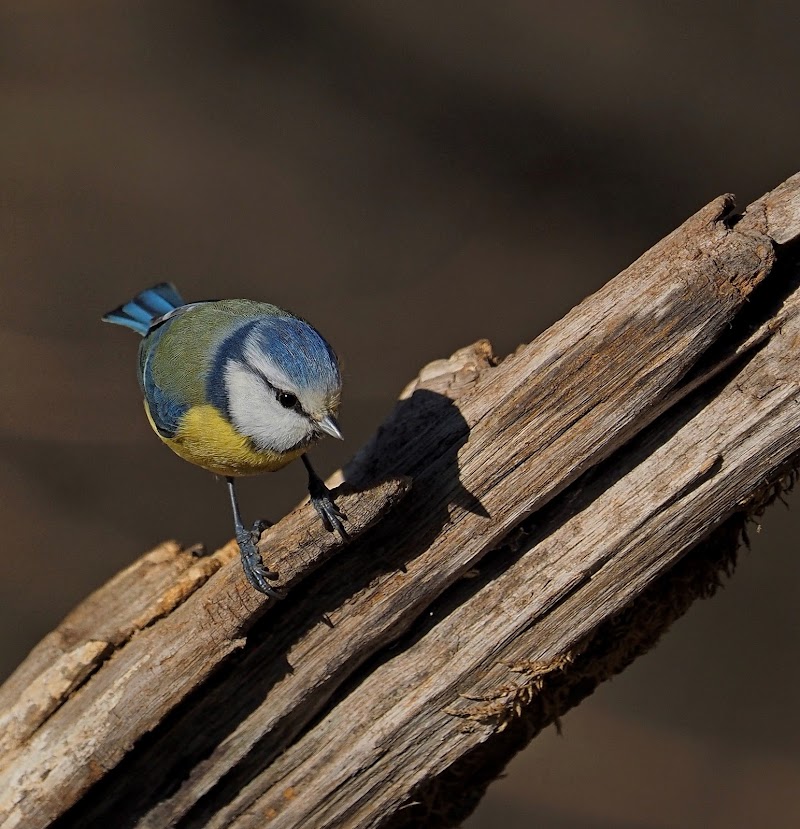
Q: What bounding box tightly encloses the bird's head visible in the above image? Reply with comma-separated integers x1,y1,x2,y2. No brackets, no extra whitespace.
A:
218,315,343,454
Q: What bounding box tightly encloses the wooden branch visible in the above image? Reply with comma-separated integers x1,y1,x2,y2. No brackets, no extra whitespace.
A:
3,174,800,829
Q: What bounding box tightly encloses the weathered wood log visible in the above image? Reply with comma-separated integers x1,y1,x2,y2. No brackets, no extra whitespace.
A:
2,173,800,829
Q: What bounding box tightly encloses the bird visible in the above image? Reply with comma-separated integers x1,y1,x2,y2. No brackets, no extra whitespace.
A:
103,282,347,598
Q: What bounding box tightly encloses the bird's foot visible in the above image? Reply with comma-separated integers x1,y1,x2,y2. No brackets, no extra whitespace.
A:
235,524,284,599
250,518,273,542
308,478,349,541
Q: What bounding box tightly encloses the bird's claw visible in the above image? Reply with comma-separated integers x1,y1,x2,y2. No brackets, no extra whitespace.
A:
235,527,284,599
250,518,272,544
308,480,349,541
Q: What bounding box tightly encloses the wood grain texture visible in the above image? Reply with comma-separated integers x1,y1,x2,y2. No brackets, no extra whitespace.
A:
0,480,410,828
2,174,800,829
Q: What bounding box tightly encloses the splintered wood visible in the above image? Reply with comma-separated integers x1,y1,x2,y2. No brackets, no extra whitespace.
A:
2,174,800,829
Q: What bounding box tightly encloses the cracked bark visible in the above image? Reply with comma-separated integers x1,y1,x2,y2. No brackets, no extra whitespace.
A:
2,173,800,829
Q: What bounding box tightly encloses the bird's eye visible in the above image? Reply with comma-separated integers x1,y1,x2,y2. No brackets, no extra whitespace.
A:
278,391,298,409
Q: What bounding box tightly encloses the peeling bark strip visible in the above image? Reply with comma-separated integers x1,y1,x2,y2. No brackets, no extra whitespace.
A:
2,173,800,829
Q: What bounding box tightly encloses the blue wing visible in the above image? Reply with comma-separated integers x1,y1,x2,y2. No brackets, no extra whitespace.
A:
138,325,189,438
144,380,188,439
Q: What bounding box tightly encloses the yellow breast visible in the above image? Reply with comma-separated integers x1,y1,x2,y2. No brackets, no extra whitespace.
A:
144,401,304,477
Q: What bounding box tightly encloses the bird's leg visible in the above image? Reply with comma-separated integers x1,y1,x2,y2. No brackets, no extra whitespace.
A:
226,476,283,599
302,454,349,541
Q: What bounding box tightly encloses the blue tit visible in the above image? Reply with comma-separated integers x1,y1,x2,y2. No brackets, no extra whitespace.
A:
103,282,347,597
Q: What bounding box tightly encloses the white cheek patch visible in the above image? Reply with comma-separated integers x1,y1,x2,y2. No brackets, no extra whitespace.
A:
223,361,314,453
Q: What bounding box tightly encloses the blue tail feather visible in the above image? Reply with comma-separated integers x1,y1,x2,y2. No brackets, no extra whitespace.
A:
103,283,185,335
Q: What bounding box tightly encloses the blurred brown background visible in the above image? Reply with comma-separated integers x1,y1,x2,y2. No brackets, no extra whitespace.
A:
1,3,798,827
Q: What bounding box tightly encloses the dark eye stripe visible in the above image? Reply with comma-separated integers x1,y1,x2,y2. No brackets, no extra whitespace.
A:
249,367,306,415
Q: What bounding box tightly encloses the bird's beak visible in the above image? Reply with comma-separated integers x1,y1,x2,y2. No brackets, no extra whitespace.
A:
318,414,344,440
